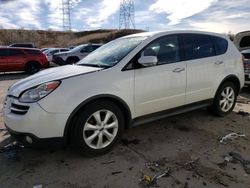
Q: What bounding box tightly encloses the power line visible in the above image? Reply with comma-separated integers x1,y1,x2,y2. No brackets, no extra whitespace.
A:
119,0,135,30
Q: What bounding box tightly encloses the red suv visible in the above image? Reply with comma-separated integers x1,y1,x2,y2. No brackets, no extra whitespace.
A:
0,47,49,74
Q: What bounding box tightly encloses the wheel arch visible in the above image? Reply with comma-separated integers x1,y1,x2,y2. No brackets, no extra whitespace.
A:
215,75,241,97
64,94,132,143
25,60,41,67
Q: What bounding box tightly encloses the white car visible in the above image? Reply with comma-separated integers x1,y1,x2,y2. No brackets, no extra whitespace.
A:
52,44,102,65
43,48,69,62
3,30,245,156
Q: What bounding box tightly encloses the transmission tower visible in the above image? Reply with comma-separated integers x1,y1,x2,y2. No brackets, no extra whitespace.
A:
119,0,135,30
62,0,71,31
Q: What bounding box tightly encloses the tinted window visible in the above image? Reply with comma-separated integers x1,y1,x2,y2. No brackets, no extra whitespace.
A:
9,49,24,56
242,53,250,59
240,36,250,48
92,45,101,50
0,49,8,57
81,45,92,53
48,49,59,55
212,36,228,55
25,49,41,55
60,49,68,52
140,35,180,65
183,34,215,60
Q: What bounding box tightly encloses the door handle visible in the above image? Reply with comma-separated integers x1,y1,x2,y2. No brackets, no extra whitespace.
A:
214,61,224,65
172,68,185,73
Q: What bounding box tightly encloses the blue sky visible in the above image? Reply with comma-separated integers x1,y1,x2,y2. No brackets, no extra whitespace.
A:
0,0,250,34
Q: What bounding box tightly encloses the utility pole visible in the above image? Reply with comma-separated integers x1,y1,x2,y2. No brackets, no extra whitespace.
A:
119,0,135,30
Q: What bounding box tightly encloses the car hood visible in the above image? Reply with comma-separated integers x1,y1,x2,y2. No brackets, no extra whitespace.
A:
8,65,103,97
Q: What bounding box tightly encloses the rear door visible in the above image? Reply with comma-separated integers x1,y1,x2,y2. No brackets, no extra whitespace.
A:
0,49,9,72
182,34,225,104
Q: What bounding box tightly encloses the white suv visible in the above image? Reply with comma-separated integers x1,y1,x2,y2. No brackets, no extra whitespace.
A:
3,31,245,156
53,43,102,65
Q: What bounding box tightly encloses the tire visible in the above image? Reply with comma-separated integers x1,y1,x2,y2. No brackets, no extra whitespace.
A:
71,100,125,156
25,61,41,74
67,57,79,64
210,82,237,116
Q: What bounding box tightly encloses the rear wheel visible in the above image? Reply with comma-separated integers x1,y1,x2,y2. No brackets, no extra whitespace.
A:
71,100,124,156
25,62,41,74
210,82,237,116
67,57,79,64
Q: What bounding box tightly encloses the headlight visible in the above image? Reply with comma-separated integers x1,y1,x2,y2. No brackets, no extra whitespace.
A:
19,81,60,103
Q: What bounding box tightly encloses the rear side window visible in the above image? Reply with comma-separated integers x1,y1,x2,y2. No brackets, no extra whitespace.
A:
212,36,228,55
25,49,41,55
0,49,9,57
9,49,25,56
182,34,215,60
60,49,68,52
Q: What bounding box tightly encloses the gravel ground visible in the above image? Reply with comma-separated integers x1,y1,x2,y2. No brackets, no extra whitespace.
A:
0,72,250,188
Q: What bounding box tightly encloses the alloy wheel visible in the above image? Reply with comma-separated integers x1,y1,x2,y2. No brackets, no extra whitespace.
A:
220,86,235,112
83,110,118,149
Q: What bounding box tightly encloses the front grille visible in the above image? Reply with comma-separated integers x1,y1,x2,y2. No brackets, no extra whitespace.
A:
10,103,29,115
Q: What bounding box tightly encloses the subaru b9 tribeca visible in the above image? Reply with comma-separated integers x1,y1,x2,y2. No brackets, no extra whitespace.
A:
3,31,244,156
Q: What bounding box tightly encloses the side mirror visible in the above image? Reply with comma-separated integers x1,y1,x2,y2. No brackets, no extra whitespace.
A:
138,56,158,67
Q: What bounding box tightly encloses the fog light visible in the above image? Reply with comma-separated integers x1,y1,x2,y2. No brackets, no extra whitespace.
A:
26,136,33,144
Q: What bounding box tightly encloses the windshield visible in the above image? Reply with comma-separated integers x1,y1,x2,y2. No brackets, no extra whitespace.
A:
70,44,87,52
77,36,147,67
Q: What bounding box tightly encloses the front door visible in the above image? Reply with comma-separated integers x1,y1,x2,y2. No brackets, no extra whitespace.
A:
134,35,186,117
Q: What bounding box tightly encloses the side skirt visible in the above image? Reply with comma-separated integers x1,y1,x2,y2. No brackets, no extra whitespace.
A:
132,99,213,127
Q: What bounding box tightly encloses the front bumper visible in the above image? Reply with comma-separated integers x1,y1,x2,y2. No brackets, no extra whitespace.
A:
3,96,69,140
6,125,65,147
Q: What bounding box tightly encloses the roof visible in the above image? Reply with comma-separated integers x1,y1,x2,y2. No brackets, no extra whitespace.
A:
0,46,40,50
123,30,228,40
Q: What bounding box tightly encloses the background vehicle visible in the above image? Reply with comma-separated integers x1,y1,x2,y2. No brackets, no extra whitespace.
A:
0,47,49,74
9,43,36,48
41,48,50,52
53,43,102,65
44,48,69,62
3,31,244,156
241,49,250,85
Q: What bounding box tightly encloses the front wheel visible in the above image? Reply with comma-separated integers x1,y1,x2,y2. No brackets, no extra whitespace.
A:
210,82,237,116
71,100,124,156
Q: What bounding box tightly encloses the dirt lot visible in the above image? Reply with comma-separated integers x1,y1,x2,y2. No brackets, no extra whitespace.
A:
0,72,250,188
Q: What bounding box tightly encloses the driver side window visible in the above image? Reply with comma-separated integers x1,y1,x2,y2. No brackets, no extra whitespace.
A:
140,35,180,65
